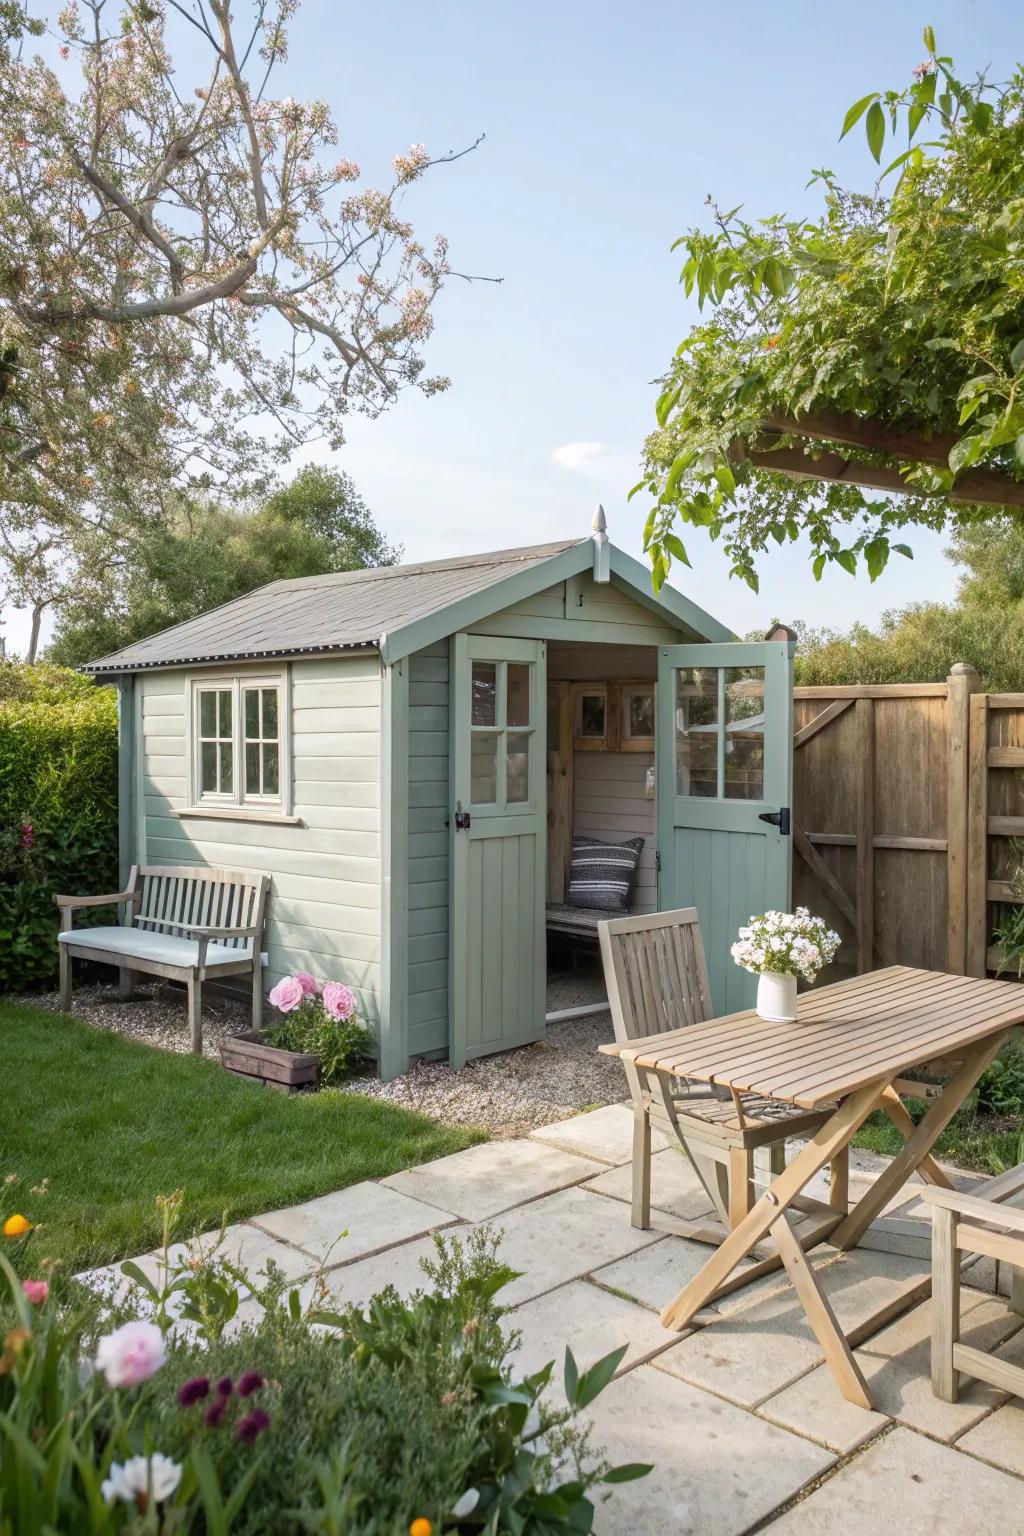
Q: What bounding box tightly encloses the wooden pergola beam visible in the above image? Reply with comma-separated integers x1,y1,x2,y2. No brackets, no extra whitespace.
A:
741,440,1024,510
759,410,957,466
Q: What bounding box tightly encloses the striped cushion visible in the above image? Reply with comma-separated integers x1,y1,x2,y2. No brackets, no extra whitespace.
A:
567,835,644,913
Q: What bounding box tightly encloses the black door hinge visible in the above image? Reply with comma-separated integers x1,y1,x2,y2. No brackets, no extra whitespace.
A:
655,849,661,872
758,806,791,836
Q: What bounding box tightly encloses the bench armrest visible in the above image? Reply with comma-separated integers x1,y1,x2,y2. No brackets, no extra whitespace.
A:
134,915,260,940
54,890,134,912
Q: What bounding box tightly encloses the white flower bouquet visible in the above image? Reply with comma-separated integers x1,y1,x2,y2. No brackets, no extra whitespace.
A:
731,907,841,985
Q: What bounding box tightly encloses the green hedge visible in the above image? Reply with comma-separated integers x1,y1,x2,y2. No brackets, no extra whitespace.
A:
0,663,118,989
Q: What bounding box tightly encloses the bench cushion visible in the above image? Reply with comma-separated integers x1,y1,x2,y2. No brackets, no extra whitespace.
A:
567,835,644,913
59,926,252,970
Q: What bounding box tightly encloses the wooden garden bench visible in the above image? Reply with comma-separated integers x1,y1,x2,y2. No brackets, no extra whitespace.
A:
56,864,269,1054
923,1164,1024,1404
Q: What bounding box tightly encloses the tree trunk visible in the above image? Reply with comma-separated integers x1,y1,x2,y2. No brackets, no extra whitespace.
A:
27,601,44,663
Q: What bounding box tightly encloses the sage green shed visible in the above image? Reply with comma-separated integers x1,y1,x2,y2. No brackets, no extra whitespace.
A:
86,516,795,1079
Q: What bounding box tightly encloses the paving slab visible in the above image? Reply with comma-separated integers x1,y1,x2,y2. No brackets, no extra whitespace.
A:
652,1247,931,1409
251,1180,456,1264
478,1185,660,1307
584,1363,833,1536
581,1148,717,1223
768,1425,1024,1534
592,1233,764,1317
796,1289,1024,1442
510,1279,679,1395
957,1400,1024,1479
757,1362,891,1455
380,1139,604,1221
532,1103,666,1165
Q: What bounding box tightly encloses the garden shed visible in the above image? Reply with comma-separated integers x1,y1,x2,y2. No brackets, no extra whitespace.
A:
86,513,796,1079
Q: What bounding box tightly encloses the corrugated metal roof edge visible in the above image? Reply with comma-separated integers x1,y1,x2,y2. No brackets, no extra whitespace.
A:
84,638,380,676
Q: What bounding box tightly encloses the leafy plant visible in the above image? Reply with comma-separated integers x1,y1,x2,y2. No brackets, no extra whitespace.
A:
977,1045,1024,1118
992,837,1024,980
264,975,371,1084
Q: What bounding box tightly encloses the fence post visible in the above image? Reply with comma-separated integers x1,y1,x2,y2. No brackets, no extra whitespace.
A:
966,691,989,977
947,663,982,974
855,698,874,973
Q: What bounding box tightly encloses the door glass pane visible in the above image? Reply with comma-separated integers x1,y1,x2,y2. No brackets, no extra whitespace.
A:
470,733,497,803
675,668,718,797
219,742,233,794
471,662,497,726
506,732,530,803
262,743,280,795
201,741,217,792
244,688,259,739
507,664,530,727
217,689,232,738
724,667,765,800
245,742,260,794
200,691,216,736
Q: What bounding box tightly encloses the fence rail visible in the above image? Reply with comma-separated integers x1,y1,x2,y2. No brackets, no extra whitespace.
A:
791,665,1013,984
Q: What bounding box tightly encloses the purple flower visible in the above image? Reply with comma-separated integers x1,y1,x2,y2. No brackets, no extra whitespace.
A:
237,1370,265,1398
216,1376,233,1398
236,1408,271,1444
177,1376,210,1407
203,1396,229,1429
21,823,33,851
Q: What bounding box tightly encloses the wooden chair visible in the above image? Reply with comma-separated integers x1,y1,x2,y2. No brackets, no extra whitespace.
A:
598,907,839,1236
923,1164,1024,1404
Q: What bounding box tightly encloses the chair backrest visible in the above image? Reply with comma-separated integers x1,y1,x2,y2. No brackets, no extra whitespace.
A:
598,907,712,1045
132,865,269,950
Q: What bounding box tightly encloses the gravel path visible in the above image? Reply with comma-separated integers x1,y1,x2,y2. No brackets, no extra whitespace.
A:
17,963,626,1139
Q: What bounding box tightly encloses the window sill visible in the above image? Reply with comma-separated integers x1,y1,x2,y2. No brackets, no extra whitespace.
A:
175,807,304,827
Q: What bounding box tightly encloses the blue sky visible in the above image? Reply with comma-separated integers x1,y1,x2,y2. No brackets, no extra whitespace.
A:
7,1,1019,653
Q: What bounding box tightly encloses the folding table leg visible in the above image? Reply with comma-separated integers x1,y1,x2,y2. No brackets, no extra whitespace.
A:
771,1211,874,1409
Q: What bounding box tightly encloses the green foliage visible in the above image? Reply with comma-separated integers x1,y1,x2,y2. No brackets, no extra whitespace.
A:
264,1000,372,1086
640,28,1024,592
977,1043,1024,1118
47,467,399,669
0,665,117,988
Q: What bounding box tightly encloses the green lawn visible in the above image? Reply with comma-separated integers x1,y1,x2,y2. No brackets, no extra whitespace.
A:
0,1002,484,1277
854,1103,1021,1175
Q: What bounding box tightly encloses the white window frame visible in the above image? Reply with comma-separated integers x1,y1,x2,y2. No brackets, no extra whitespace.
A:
186,668,292,817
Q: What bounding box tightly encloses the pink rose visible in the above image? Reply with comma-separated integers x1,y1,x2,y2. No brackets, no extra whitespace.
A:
23,1279,48,1305
322,982,357,1022
293,971,318,997
95,1320,166,1387
268,976,304,1013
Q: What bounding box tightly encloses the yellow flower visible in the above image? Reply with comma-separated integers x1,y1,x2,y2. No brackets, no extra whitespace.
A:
3,1214,31,1238
409,1521,432,1536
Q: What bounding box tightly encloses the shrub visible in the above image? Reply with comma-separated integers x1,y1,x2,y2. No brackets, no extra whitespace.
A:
0,663,118,989
0,1184,650,1534
977,1045,1024,1119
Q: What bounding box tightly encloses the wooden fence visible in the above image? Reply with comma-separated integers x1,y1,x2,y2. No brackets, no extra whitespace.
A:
791,665,1021,984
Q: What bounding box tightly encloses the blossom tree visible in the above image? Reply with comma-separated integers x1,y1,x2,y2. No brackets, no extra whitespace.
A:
0,0,484,649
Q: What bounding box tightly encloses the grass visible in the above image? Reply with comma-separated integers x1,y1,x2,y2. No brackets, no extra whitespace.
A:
0,1001,484,1276
853,1102,1022,1175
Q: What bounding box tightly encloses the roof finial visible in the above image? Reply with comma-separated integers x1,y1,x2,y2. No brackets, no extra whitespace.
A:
591,502,610,583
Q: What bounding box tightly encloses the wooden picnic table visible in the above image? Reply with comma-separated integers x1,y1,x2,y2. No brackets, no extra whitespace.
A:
599,964,1024,1408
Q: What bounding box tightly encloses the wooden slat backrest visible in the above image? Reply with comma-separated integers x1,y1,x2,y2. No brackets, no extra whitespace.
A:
598,907,713,1045
135,865,268,950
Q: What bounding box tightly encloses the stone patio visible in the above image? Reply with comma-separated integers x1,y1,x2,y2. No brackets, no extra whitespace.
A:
79,1101,1024,1534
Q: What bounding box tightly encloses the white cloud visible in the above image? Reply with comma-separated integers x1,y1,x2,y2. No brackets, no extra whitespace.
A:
551,440,607,472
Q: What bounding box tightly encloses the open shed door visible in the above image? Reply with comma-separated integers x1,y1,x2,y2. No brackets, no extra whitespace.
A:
656,640,794,1015
450,634,547,1067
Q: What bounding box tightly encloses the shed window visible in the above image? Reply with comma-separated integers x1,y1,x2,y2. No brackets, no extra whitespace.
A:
190,672,289,813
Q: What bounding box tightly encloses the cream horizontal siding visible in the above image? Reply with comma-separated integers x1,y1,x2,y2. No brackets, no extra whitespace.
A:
405,640,450,1057
572,750,657,913
139,654,384,1025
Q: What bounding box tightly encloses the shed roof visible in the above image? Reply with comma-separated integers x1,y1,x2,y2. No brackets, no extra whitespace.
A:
84,534,733,675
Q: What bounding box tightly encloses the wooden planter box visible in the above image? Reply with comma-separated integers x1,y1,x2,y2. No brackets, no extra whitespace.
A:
220,1032,320,1093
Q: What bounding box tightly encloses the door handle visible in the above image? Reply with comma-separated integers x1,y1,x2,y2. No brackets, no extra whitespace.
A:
454,807,472,832
758,806,791,836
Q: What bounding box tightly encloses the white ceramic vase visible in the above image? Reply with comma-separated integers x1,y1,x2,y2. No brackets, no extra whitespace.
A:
756,969,797,1023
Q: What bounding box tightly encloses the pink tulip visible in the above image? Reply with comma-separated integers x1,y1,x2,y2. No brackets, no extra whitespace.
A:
23,1279,48,1305
268,975,304,1013
293,971,318,997
322,982,357,1022
95,1321,166,1387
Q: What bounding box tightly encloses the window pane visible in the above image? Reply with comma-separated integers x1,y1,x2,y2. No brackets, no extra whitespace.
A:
724,667,765,801
507,664,530,727
245,742,260,795
244,688,259,739
506,732,530,803
199,691,216,736
262,743,280,796
580,693,605,737
219,742,233,794
628,690,655,738
470,733,497,804
201,741,217,792
218,689,232,738
471,662,497,727
675,668,718,797
262,688,278,739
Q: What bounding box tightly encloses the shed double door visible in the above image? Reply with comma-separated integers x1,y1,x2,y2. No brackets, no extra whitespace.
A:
450,634,547,1067
656,639,794,1015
